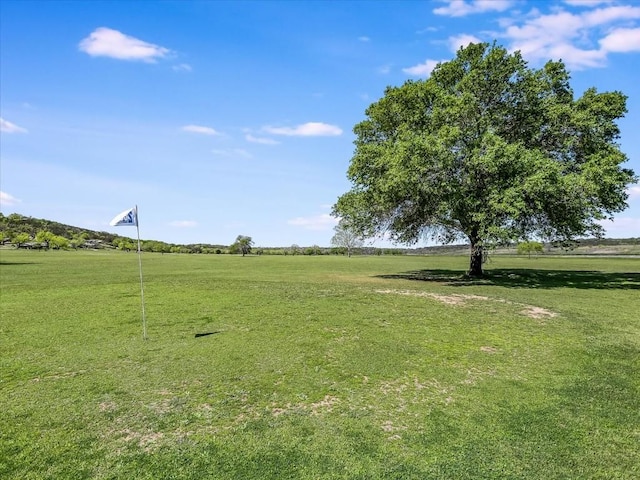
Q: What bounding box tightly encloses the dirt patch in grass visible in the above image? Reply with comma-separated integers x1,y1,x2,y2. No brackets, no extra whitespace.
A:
520,306,558,319
110,428,166,452
310,395,340,415
381,420,407,440
270,394,340,417
480,346,498,353
99,401,117,412
31,370,87,382
376,289,489,305
376,289,558,320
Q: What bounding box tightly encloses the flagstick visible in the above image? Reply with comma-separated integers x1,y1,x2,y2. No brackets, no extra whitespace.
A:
135,206,147,340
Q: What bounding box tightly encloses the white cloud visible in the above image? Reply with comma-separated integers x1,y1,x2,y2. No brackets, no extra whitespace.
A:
599,28,640,52
434,0,513,17
582,5,640,26
79,27,170,62
263,122,343,137
565,0,614,6
287,214,339,231
402,59,442,77
0,191,21,207
547,43,606,68
1,118,28,133
500,5,640,69
168,220,197,228
181,125,221,136
448,33,483,52
245,134,280,145
358,36,371,42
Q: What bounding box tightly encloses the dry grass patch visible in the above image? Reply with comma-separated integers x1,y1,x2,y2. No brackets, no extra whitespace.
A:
376,288,559,320
270,394,340,417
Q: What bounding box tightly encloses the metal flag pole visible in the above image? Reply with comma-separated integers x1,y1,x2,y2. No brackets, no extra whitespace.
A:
134,205,147,340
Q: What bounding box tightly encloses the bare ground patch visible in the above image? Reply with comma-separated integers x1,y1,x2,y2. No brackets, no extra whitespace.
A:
31,370,87,382
480,346,498,354
519,306,558,319
376,289,558,320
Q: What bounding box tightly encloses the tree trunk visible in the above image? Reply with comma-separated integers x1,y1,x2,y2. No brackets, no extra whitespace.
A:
468,241,484,277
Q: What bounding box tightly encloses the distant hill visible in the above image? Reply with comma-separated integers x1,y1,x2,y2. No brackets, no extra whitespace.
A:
1,212,638,255
0,212,120,243
0,213,226,253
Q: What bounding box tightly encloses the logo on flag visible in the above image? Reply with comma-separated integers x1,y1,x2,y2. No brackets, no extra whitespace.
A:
110,207,138,227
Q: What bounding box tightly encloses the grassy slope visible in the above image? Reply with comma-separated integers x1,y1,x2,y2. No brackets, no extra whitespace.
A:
1,250,638,479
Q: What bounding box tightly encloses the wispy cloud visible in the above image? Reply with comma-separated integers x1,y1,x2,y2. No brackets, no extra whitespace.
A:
0,191,21,207
402,59,442,77
287,213,338,231
417,26,440,34
627,185,640,199
172,63,193,72
1,118,28,133
212,148,252,158
181,125,221,136
434,0,513,17
598,217,640,237
168,220,198,228
79,27,171,62
564,0,614,6
402,35,480,77
263,122,343,137
358,36,371,42
245,134,280,145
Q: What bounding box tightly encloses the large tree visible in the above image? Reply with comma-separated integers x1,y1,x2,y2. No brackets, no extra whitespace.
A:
333,43,636,276
231,235,254,256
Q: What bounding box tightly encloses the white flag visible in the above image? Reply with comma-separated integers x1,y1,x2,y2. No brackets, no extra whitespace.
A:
110,207,138,227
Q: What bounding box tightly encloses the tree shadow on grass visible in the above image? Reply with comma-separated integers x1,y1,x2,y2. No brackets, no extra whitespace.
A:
376,268,640,290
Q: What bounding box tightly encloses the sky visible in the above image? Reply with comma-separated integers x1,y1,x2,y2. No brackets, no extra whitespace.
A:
1,0,639,248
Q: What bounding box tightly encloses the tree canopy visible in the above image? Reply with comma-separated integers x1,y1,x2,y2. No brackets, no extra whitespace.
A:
333,42,637,276
231,235,254,256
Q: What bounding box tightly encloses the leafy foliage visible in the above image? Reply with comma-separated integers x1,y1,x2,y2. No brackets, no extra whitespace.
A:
230,235,254,256
334,43,637,276
517,240,544,257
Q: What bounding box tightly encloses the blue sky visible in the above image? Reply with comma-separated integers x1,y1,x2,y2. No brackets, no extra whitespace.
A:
1,0,639,247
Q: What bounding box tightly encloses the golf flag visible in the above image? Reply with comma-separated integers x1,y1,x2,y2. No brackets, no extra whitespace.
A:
109,205,147,339
110,207,138,227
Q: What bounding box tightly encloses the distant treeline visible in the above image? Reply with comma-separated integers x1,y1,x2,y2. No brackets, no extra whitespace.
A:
1,212,638,255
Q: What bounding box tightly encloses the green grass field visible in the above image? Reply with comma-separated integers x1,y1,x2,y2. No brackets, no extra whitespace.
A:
1,250,639,479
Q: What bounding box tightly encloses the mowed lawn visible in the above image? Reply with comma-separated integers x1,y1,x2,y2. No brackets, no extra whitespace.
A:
1,250,638,479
